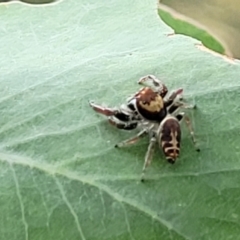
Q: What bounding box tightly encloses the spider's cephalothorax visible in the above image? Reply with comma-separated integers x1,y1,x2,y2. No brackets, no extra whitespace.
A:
89,75,183,130
127,87,166,122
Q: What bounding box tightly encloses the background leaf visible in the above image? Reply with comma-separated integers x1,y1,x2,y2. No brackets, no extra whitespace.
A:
158,0,240,59
1,0,240,240
0,0,57,4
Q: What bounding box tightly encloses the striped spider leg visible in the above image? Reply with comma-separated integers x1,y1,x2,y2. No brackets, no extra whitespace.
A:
89,101,140,130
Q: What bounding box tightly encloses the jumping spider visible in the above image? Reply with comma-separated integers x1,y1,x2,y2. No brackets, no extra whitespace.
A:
89,75,199,181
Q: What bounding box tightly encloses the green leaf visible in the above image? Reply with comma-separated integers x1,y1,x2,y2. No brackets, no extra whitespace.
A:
158,0,240,59
1,1,240,240
158,9,225,56
0,0,56,4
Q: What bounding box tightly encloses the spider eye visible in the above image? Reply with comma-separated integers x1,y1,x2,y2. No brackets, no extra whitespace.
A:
142,101,146,104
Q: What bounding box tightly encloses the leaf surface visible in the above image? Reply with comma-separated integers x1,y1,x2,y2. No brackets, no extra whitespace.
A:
1,1,240,240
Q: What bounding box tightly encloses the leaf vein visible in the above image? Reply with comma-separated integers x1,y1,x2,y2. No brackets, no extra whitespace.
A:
55,177,86,240
0,152,189,239
10,163,29,240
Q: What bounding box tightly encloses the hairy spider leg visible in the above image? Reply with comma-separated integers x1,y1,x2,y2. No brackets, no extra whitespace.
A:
108,116,138,130
167,101,196,115
184,116,200,152
164,88,184,108
89,101,118,116
141,137,157,182
115,129,148,147
89,101,137,123
174,112,200,152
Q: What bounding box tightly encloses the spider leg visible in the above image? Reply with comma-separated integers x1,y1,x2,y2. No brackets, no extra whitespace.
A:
182,103,197,109
108,117,138,130
168,101,196,115
115,129,147,147
141,137,157,182
164,88,183,108
90,101,137,123
89,101,118,116
175,112,200,152
184,115,200,152
168,88,184,100
173,100,197,109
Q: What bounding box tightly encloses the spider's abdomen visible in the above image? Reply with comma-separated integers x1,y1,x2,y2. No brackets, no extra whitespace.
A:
134,87,167,122
158,116,181,163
